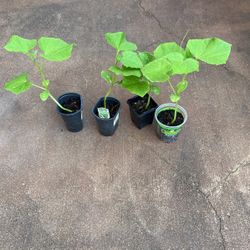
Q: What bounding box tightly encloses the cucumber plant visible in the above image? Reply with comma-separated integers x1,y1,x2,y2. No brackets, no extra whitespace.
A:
99,32,161,118
3,35,74,112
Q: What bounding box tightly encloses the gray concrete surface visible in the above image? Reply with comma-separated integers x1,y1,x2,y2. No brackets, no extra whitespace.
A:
0,0,249,249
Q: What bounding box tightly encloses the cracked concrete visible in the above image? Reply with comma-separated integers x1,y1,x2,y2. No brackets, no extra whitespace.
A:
0,0,250,249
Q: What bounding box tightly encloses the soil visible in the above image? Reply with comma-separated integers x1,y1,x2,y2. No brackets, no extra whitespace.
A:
157,109,184,126
131,95,156,114
61,97,81,113
99,101,119,118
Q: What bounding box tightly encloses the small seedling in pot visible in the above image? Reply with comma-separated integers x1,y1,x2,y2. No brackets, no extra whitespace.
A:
99,32,161,119
3,35,75,113
148,34,232,142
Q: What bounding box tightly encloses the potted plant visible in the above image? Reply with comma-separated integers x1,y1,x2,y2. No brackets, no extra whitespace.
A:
139,37,232,142
3,35,84,132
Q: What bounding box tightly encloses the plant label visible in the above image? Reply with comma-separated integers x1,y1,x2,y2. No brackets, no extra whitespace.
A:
98,107,110,119
113,113,119,126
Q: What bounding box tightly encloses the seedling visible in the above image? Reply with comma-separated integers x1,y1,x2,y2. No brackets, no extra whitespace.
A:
148,36,232,124
99,32,160,118
3,35,74,112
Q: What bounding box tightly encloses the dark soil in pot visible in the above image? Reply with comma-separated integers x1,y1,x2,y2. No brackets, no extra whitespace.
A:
60,96,81,113
130,95,156,114
157,110,184,126
92,97,121,136
127,95,158,129
57,93,84,133
95,100,120,118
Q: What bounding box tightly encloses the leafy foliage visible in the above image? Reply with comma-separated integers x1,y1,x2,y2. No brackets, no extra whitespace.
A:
38,37,74,61
186,38,232,65
121,76,149,97
4,35,37,54
3,35,75,113
4,73,32,94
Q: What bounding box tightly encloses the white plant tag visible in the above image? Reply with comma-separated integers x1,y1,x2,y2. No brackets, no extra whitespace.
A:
98,107,110,119
113,113,119,126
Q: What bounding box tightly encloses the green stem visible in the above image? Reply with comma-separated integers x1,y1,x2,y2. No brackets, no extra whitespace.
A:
49,93,73,113
32,83,46,91
168,80,176,94
171,102,179,125
145,94,151,110
104,84,113,109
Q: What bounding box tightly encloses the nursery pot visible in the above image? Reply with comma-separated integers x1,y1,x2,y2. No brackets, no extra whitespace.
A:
92,97,121,136
154,103,188,143
57,92,84,132
127,95,158,129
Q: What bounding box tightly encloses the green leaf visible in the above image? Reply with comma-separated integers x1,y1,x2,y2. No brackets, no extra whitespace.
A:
42,79,50,88
4,35,37,54
121,76,149,97
154,42,184,59
165,52,199,75
141,58,172,82
105,32,125,50
40,90,49,101
120,51,144,68
38,37,74,61
105,32,137,51
170,94,180,103
4,73,32,94
186,38,232,65
109,66,141,77
150,85,161,95
176,80,188,95
101,70,112,84
139,52,155,65
119,41,137,51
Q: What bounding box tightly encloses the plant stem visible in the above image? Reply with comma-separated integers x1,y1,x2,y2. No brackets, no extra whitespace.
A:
32,83,46,91
145,94,151,110
104,84,113,109
49,93,73,113
171,102,179,125
168,80,176,94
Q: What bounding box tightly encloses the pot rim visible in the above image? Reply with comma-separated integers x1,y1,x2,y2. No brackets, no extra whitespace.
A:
154,103,188,129
92,96,121,121
57,92,83,116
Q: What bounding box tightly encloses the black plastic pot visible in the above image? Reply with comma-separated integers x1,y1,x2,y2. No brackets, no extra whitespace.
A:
57,92,84,132
92,97,121,136
127,95,158,129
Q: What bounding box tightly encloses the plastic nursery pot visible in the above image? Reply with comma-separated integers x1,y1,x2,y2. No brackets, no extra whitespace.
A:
57,92,84,132
92,97,121,136
127,95,158,129
154,103,188,143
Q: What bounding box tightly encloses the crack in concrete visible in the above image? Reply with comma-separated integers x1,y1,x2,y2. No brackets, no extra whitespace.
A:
136,0,164,30
197,188,226,250
207,159,250,198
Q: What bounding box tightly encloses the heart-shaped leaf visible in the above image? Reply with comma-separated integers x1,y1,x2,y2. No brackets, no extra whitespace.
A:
170,94,180,103
109,66,141,77
139,52,155,65
150,85,161,95
101,70,112,84
176,80,188,95
154,42,184,59
40,90,49,101
165,52,199,75
186,38,232,65
38,37,74,61
121,76,149,97
4,73,32,94
141,58,172,82
4,35,37,54
120,51,144,68
105,32,125,50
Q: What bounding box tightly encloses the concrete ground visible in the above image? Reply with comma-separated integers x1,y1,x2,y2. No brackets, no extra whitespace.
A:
0,0,249,249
